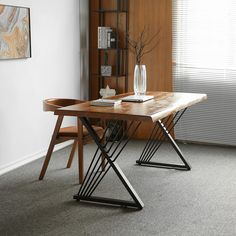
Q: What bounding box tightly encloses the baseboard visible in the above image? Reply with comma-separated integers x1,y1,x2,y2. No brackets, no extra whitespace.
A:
0,141,73,176
176,139,236,148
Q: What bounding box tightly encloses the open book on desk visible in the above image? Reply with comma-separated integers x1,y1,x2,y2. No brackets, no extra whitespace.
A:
90,99,122,107
121,95,154,103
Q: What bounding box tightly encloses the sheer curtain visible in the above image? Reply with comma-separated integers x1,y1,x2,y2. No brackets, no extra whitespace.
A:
173,0,236,146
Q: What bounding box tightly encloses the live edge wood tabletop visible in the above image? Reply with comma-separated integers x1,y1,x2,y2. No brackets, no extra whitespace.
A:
54,91,207,209
54,91,207,122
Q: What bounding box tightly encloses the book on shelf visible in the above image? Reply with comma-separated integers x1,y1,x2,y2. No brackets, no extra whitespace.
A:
98,27,111,49
98,27,116,49
121,95,154,103
90,99,122,107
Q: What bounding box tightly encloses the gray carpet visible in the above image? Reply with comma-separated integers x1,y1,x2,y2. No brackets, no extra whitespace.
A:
1,140,236,236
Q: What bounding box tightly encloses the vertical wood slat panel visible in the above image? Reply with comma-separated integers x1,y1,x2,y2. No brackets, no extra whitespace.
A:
128,0,173,139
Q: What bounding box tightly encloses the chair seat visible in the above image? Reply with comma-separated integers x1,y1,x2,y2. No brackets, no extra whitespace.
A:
59,126,104,139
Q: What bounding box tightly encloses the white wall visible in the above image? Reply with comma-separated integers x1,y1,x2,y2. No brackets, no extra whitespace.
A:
0,0,87,174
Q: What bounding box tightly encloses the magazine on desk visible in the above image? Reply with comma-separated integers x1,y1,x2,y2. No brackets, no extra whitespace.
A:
90,99,122,107
121,95,154,103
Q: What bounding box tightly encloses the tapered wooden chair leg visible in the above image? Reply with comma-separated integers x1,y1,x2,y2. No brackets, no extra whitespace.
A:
78,118,84,184
66,140,77,168
39,116,63,180
39,142,56,180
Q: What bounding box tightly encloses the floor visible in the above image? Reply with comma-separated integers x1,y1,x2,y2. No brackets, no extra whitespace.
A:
1,141,236,236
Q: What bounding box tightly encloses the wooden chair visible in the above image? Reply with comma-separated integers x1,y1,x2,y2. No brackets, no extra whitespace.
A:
39,98,104,183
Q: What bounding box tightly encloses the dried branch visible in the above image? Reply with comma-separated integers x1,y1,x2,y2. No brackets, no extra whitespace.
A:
140,38,160,59
127,26,161,65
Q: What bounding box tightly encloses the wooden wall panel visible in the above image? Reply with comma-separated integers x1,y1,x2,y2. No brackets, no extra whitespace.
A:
89,0,173,138
128,0,173,139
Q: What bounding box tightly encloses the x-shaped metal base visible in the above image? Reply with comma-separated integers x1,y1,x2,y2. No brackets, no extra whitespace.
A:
136,108,191,171
74,118,144,209
74,108,190,209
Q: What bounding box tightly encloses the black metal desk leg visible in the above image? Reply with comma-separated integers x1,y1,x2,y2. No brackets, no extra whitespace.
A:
136,108,191,171
74,118,144,209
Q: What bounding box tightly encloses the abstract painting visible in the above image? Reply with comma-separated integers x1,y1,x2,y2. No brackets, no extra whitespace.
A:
0,4,31,59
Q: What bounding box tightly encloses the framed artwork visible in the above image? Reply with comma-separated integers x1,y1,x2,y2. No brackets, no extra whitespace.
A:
0,4,31,59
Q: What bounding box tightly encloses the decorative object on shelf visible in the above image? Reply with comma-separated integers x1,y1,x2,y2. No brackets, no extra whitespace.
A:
127,26,160,95
101,65,112,76
99,85,116,98
108,30,117,49
101,51,112,76
0,4,31,59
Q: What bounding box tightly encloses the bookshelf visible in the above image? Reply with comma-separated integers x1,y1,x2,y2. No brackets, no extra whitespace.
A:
89,0,129,100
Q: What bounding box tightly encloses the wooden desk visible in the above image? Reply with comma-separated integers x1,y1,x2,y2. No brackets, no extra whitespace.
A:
55,92,207,209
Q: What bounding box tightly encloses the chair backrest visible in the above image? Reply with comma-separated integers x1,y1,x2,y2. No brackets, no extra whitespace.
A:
43,98,85,112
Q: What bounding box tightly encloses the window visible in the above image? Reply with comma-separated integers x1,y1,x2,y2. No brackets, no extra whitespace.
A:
173,0,236,145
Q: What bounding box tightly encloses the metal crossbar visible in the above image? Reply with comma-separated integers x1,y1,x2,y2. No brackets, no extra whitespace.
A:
74,108,190,209
136,108,191,170
78,120,125,197
140,114,177,163
74,118,144,209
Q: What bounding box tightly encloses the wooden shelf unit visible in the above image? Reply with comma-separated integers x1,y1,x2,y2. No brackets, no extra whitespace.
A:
89,0,129,100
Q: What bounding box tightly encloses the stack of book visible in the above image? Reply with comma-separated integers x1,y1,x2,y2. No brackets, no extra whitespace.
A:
121,95,154,103
98,27,116,49
90,99,122,107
